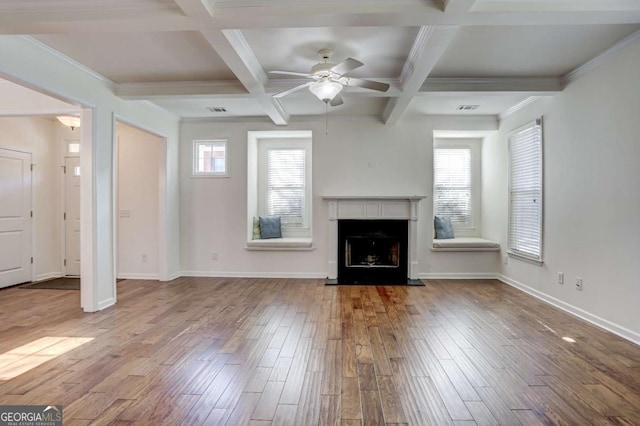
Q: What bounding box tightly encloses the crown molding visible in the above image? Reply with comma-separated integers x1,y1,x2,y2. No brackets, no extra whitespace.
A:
562,28,640,86
498,96,541,120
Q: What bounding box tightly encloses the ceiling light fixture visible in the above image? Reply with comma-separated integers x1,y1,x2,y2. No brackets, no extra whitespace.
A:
309,79,343,103
56,115,81,130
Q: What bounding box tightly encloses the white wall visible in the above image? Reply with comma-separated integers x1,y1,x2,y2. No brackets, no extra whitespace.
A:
116,123,161,279
0,36,181,311
180,115,499,278
483,41,640,342
0,116,61,281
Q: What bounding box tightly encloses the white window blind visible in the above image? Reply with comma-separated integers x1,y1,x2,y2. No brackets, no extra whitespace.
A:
508,119,543,261
267,148,306,226
434,147,473,228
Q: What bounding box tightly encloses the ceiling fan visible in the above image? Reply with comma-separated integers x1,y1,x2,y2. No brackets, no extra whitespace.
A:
270,48,390,106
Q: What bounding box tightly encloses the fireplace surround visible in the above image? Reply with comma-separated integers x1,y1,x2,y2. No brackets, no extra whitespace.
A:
323,196,426,285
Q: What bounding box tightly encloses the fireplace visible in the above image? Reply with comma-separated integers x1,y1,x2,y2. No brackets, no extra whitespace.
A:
338,220,408,283
323,196,426,285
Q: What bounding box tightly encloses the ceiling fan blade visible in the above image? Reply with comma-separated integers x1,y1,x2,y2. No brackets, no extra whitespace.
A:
329,94,344,107
330,58,363,76
348,77,390,92
269,70,312,78
273,82,312,98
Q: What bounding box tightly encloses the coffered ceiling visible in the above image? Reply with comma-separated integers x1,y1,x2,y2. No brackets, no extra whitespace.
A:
0,0,639,124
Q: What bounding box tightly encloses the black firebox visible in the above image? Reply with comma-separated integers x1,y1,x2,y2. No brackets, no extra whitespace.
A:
337,219,408,284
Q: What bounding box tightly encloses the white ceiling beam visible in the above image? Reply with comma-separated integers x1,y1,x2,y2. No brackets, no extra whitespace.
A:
200,29,288,124
257,96,289,126
443,0,477,13
383,25,459,125
475,0,640,13
422,77,563,93
115,81,248,100
2,7,640,34
173,0,215,18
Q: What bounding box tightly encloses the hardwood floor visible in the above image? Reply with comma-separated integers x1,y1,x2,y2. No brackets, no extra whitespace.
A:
1,278,639,425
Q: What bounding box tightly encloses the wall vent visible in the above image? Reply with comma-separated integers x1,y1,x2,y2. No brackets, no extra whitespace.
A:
457,105,479,111
207,107,227,112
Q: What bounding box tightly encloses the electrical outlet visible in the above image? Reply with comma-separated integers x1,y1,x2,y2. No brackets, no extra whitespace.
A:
141,254,148,263
503,255,509,265
558,272,564,284
576,277,583,291
211,252,218,261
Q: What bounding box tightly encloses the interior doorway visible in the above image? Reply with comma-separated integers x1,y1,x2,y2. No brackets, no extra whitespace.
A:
115,121,164,280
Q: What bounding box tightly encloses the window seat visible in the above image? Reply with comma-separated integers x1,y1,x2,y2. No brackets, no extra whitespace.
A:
432,237,500,252
246,237,313,251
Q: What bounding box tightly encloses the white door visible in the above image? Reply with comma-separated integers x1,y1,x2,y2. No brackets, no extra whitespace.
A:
65,157,81,276
0,148,32,288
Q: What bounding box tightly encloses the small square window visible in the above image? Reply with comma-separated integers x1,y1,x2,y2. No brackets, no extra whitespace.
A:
193,139,228,177
68,142,80,153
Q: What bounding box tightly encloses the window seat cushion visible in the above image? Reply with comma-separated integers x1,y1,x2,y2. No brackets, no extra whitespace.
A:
432,237,500,251
246,237,313,250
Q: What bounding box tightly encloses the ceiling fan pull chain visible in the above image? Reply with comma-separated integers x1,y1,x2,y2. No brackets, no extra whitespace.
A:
325,102,329,135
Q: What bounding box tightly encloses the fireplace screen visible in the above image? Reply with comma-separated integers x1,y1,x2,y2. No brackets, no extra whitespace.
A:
345,237,400,269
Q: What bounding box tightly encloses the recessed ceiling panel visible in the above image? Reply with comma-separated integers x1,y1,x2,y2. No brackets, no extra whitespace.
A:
242,26,419,79
431,24,640,78
35,31,236,83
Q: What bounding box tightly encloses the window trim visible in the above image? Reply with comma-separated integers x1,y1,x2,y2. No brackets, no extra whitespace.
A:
247,130,313,242
507,118,544,263
192,139,229,177
433,138,481,237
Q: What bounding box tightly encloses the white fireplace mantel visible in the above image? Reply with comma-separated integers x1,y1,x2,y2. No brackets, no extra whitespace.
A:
323,195,426,280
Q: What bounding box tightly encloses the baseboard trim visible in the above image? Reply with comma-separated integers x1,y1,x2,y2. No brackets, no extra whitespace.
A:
97,297,116,311
497,274,640,346
35,272,62,282
164,271,181,281
419,273,499,280
117,273,160,280
181,271,327,279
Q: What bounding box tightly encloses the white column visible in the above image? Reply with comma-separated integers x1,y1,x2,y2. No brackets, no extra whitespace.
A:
327,200,338,279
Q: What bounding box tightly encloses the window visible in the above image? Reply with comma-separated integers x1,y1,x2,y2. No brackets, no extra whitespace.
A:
433,139,480,236
262,146,306,226
247,131,312,241
508,119,543,262
67,142,80,153
193,139,228,177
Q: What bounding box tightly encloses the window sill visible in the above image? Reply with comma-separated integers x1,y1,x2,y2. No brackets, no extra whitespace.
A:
507,251,543,266
432,237,500,252
246,237,313,251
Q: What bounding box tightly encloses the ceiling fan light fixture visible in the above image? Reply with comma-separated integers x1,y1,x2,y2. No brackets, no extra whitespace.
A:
57,115,81,130
309,79,343,103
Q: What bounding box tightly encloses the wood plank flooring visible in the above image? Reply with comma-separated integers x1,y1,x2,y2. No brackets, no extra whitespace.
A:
1,277,639,425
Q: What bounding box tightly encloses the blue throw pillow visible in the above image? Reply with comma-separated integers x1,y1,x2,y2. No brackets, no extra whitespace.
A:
434,215,455,239
259,216,282,239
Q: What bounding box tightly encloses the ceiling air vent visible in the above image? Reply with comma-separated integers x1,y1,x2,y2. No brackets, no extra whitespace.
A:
457,105,479,111
207,107,227,113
